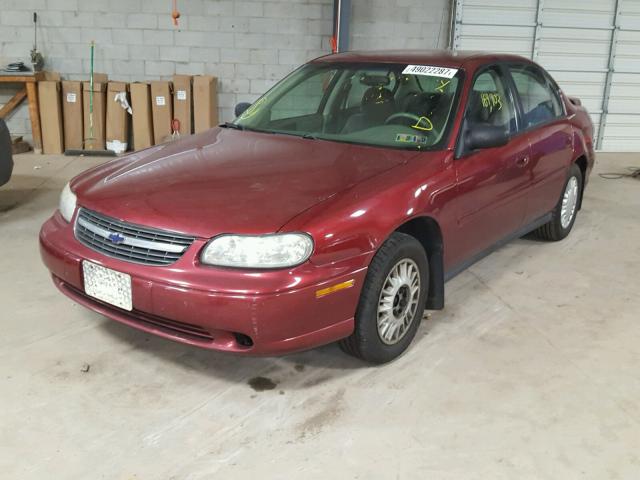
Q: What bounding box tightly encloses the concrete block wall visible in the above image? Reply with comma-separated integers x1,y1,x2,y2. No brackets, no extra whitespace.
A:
0,0,450,143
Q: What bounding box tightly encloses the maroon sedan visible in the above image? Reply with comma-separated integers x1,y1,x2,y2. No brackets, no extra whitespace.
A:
40,51,594,363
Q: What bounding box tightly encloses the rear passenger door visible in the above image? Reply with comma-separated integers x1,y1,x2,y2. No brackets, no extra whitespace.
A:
507,64,573,224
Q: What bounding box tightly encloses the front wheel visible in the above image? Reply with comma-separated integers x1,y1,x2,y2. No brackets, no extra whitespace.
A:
533,163,583,241
340,232,428,364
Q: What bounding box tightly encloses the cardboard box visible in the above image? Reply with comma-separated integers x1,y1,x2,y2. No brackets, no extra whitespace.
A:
82,73,108,150
106,82,130,154
38,77,64,154
193,75,218,133
61,81,83,151
130,83,154,150
172,75,192,136
150,81,173,144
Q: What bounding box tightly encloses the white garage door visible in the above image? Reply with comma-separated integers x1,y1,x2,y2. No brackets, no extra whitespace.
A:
452,0,640,151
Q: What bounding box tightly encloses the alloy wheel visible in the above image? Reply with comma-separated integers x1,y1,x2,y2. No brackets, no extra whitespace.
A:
377,258,421,345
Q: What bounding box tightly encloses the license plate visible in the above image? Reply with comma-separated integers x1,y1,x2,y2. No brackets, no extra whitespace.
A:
82,260,132,311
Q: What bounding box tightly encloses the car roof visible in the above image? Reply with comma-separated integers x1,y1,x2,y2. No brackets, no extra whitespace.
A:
313,50,533,70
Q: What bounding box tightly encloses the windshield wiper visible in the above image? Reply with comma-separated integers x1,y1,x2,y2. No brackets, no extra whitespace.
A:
302,133,317,140
219,122,244,130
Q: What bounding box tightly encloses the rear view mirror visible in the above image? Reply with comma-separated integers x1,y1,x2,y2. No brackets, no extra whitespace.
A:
466,124,509,150
235,102,251,118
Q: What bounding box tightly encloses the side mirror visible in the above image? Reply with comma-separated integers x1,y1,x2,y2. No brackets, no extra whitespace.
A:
466,124,509,150
235,102,251,118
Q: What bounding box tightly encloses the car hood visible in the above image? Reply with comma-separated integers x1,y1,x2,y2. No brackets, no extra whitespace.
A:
73,129,412,238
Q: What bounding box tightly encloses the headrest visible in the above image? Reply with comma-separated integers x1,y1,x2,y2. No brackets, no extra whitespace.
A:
362,86,394,106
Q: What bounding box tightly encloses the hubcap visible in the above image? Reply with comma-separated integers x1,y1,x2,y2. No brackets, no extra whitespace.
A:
560,176,579,229
377,259,421,345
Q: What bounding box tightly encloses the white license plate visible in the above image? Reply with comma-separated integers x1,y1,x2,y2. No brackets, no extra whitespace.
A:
82,260,133,311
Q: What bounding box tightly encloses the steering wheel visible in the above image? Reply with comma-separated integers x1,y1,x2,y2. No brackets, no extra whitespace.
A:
384,112,434,132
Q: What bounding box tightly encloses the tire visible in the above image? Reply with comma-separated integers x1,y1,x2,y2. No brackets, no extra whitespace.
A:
340,232,429,364
533,163,583,241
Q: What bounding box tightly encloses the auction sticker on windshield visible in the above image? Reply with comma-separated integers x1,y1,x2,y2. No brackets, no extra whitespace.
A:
402,65,458,79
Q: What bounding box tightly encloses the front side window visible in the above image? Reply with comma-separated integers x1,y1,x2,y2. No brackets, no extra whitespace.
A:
509,65,563,128
466,67,517,133
235,62,463,150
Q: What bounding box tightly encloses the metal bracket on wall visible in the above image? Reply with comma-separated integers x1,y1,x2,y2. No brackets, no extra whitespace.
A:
531,0,544,60
451,0,464,51
597,0,622,150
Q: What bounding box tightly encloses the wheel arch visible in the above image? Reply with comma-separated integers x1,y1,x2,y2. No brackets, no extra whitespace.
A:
394,216,445,310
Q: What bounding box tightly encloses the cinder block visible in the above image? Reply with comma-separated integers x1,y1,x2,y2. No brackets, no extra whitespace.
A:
130,45,160,61
2,11,33,27
39,11,64,26
216,92,237,108
113,60,145,77
218,17,249,33
145,60,176,76
189,47,220,63
236,63,264,79
94,13,128,28
224,78,250,94
101,44,130,61
81,27,112,44
220,48,250,64
159,46,190,62
205,0,233,16
250,49,278,65
111,28,144,45
47,0,78,11
176,62,205,75
278,49,309,66
234,1,264,17
234,33,266,49
3,0,46,10
188,15,220,32
127,13,158,29
264,64,294,80
143,29,174,46
62,11,95,27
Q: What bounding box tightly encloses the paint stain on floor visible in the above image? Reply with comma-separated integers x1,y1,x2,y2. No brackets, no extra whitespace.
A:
248,376,278,391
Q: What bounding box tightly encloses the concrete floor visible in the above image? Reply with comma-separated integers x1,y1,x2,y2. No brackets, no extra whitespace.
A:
1,152,639,479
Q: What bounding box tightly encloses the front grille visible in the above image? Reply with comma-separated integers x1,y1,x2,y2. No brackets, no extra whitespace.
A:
74,208,195,266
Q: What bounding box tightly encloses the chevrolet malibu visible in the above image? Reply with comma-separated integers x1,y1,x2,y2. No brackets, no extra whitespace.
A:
40,51,594,363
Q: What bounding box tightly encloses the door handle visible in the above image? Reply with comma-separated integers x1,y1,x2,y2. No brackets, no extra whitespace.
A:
516,156,530,167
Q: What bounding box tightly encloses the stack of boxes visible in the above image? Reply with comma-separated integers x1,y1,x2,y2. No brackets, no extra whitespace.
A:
36,74,219,155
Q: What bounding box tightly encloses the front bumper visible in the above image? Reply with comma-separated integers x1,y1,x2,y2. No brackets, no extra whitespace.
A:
39,212,370,355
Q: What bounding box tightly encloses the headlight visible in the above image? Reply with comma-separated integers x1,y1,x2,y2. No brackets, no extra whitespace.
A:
59,182,77,222
201,233,313,268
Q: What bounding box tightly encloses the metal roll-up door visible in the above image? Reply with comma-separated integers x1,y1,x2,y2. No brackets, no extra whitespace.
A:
453,0,640,151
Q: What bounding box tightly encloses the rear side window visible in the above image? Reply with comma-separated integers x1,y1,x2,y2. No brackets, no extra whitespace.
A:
508,65,563,128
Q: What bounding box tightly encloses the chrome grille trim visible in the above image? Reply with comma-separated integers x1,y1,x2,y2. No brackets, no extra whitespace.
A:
74,208,195,266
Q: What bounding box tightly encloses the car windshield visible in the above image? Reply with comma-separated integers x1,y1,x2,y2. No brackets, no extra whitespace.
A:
234,62,463,150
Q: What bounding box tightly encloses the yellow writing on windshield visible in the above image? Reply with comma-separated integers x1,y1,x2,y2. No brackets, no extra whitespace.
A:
411,116,434,131
436,79,450,93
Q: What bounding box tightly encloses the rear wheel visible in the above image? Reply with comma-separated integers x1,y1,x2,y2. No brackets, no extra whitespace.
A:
533,163,582,241
340,232,428,364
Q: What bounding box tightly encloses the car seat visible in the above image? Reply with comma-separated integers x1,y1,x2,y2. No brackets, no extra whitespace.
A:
342,86,395,133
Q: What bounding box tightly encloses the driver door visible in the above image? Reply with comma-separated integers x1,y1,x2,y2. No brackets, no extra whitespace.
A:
449,66,531,268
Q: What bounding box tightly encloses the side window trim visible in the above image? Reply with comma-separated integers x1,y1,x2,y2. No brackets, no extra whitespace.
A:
454,63,518,158
505,62,566,134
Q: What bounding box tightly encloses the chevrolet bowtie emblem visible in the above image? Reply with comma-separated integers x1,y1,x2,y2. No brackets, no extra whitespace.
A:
108,232,126,244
